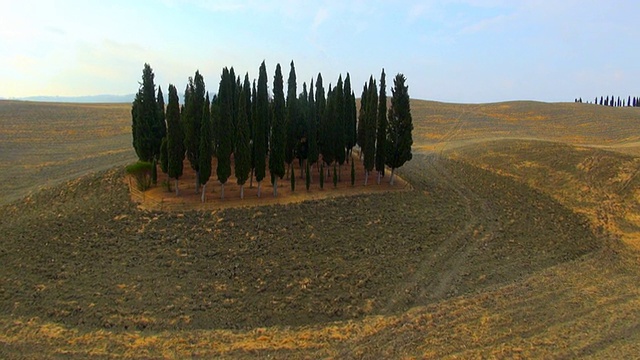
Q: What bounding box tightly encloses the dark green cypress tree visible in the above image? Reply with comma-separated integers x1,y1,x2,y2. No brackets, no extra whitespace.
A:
156,86,167,151
297,82,309,179
319,163,325,189
250,80,257,188
385,73,413,185
363,77,377,185
183,71,206,192
255,61,268,197
307,78,318,175
315,73,326,168
198,93,212,202
131,90,143,159
285,61,298,178
344,73,357,162
131,64,159,162
166,84,184,195
334,76,346,178
235,74,252,199
321,84,335,168
333,162,338,188
357,82,368,159
217,67,233,199
375,69,387,184
270,63,286,197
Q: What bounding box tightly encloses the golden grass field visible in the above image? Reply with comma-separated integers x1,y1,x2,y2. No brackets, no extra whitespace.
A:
2,99,640,358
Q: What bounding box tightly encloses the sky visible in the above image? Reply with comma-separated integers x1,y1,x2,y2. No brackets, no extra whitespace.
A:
1,0,638,103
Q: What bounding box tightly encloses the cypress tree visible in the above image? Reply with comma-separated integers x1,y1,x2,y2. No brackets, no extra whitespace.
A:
166,84,184,196
199,93,212,202
322,84,336,169
131,90,143,160
333,162,338,188
307,78,318,179
285,61,298,178
250,80,257,188
363,77,377,185
156,86,167,154
297,83,310,179
291,163,296,191
357,82,368,159
334,76,346,178
235,74,252,199
270,63,286,197
131,64,159,162
217,68,233,199
182,72,206,192
254,61,268,197
375,69,387,184
315,73,326,169
319,163,324,189
385,73,413,185
344,73,357,162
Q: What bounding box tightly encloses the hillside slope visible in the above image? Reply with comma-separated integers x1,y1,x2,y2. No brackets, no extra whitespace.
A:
411,100,640,153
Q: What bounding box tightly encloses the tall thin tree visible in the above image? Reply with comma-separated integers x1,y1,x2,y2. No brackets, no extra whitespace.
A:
254,61,269,197
270,63,286,196
166,84,184,195
199,93,212,202
235,74,252,199
385,73,413,185
375,69,387,184
217,68,233,199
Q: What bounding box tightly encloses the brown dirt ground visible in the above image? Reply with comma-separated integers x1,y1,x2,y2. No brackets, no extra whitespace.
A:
131,152,410,211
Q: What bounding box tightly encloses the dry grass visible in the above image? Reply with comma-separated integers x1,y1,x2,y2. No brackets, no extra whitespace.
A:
0,100,135,205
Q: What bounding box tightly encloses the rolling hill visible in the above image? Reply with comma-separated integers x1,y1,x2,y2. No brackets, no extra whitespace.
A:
1,99,640,358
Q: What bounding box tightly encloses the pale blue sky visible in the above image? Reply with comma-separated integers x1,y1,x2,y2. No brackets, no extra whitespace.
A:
1,0,638,103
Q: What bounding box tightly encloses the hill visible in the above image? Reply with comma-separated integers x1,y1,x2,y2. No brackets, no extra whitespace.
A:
0,100,135,205
411,100,640,153
2,99,640,358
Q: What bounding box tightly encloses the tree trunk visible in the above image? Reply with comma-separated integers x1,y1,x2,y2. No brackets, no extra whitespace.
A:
389,168,396,185
240,184,245,199
201,184,207,203
377,171,381,185
257,182,262,197
364,170,369,186
250,169,254,188
221,182,225,199
273,178,278,197
175,179,179,196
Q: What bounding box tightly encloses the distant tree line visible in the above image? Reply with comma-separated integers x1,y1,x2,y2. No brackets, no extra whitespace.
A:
574,96,640,107
131,62,413,201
